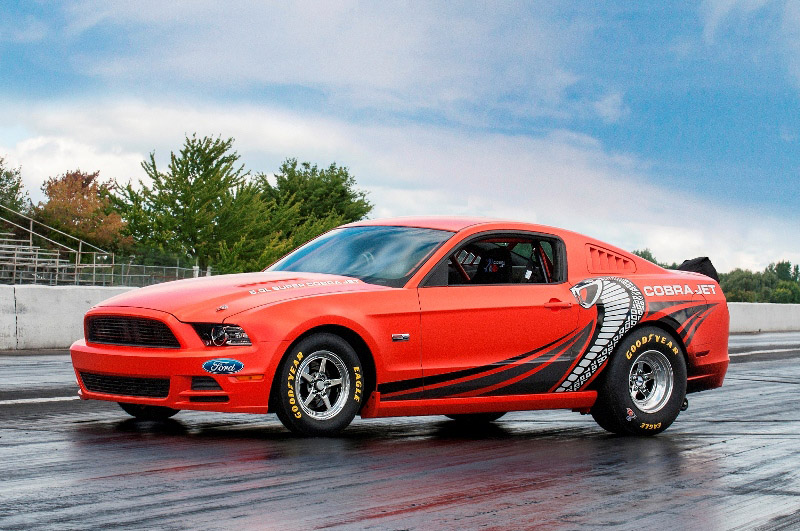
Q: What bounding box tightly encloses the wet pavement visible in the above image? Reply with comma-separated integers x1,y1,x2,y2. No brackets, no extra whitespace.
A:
1,334,799,530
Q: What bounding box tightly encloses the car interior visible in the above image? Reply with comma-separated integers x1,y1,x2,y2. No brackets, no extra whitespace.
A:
445,236,560,285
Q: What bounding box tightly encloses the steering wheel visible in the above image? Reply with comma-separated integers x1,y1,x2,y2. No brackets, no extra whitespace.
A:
352,251,375,272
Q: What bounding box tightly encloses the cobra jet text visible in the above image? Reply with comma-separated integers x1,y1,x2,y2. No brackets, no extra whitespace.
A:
643,284,716,297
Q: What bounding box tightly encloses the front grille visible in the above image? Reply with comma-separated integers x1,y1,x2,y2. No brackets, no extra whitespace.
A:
191,376,223,391
87,316,181,348
80,372,170,398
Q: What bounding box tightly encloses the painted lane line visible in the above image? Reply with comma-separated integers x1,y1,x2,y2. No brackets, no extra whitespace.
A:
729,347,800,357
0,396,80,405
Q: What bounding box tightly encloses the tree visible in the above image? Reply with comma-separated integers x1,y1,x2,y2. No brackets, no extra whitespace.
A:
769,261,794,282
0,156,30,213
632,248,659,264
259,159,371,226
35,170,130,250
631,249,678,269
113,135,373,272
114,135,254,268
719,262,800,303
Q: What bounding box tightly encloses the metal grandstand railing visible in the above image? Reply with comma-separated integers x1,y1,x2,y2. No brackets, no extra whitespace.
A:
0,205,213,287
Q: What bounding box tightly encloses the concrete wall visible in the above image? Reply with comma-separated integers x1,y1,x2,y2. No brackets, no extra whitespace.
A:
0,286,798,349
729,302,800,334
1,285,137,350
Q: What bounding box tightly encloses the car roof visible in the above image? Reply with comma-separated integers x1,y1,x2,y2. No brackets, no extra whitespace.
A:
342,216,557,233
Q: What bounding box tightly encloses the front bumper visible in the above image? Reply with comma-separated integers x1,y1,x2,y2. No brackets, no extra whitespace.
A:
70,338,286,413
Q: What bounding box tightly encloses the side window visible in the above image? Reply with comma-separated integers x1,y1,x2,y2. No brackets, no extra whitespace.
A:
443,235,562,286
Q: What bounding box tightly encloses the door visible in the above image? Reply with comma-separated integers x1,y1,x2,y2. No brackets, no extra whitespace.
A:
417,233,583,398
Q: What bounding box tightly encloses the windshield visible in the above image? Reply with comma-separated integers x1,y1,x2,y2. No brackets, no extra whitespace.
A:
267,226,453,287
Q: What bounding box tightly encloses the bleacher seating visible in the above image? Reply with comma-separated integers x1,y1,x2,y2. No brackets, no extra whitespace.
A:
0,232,74,284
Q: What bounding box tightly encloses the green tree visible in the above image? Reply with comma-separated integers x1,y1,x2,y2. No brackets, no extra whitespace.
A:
631,249,678,269
773,280,800,303
719,262,800,303
769,261,794,282
214,205,345,274
632,248,659,264
0,156,30,212
258,159,371,225
114,135,253,268
113,136,372,272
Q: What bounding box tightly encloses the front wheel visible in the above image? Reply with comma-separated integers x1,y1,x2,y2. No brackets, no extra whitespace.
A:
273,333,365,436
118,403,180,420
591,326,687,436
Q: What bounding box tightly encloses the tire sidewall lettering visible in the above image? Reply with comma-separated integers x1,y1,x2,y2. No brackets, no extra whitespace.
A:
287,351,304,419
353,366,362,402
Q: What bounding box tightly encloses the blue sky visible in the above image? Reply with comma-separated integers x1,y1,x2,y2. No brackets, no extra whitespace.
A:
1,1,798,271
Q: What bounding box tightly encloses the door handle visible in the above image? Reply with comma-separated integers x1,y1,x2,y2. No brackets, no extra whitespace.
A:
544,300,573,310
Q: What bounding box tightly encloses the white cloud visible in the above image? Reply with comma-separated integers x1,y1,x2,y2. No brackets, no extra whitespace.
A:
56,2,614,123
700,0,772,43
592,93,629,124
1,97,798,272
1,135,143,201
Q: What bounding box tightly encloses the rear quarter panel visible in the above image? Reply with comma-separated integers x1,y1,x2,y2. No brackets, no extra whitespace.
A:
561,232,729,392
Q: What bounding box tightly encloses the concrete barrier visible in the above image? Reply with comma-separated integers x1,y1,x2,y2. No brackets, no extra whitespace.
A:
3,285,136,350
0,286,798,349
729,302,800,334
0,286,16,348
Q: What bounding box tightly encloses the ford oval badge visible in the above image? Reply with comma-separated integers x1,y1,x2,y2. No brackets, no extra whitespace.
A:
202,358,244,374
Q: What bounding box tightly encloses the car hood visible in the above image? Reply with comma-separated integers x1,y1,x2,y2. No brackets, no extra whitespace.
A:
94,271,391,322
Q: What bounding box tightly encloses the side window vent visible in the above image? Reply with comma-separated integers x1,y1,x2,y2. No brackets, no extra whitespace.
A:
586,244,636,274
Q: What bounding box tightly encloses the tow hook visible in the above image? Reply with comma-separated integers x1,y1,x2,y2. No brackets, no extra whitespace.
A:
681,398,689,412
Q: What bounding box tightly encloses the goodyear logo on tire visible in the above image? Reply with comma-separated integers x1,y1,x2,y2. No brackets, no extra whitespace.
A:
202,358,244,374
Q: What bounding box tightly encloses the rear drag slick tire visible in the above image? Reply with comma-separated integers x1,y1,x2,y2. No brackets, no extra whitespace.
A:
590,326,687,436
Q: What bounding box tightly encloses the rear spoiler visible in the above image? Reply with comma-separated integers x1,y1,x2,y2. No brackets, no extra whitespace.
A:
677,257,719,282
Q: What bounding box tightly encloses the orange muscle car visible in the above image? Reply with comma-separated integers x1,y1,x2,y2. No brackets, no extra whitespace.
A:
70,217,729,436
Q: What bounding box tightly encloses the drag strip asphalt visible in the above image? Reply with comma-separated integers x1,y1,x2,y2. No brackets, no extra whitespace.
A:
0,333,799,530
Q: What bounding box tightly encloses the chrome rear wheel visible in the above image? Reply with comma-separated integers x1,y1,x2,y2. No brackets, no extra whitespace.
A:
628,350,674,414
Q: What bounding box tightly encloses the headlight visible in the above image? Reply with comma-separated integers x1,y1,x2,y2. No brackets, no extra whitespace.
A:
192,324,252,346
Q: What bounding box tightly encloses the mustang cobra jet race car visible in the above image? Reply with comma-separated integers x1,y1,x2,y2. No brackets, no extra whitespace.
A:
70,218,729,436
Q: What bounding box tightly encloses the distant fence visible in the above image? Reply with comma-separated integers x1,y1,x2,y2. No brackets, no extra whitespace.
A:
0,248,213,287
0,206,214,287
0,288,796,350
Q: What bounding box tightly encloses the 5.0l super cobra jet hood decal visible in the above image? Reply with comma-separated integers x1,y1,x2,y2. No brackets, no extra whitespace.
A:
94,271,391,322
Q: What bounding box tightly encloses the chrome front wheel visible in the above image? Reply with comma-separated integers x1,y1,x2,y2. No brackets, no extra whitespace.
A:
296,350,351,421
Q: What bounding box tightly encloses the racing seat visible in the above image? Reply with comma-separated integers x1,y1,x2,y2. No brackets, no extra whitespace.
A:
471,246,512,284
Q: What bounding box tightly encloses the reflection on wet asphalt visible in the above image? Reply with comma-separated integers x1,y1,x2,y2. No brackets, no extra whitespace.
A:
0,339,799,530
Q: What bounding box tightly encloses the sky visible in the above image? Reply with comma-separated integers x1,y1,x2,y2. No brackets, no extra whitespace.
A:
0,1,798,272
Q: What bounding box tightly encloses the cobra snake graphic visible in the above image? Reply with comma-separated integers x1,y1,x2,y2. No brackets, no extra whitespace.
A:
554,277,645,392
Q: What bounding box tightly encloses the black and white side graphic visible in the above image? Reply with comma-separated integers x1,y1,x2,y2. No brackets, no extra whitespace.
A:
554,277,645,393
